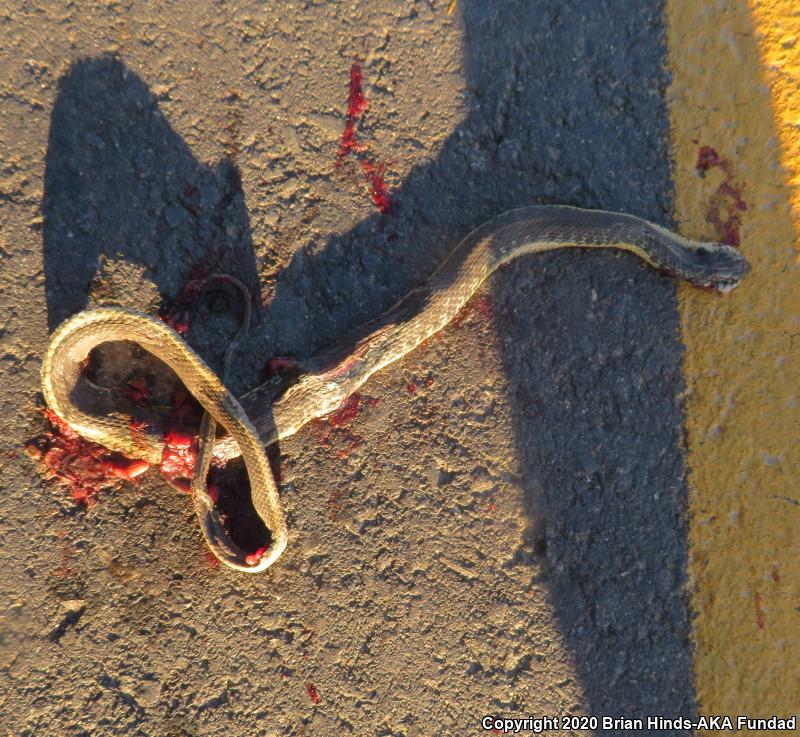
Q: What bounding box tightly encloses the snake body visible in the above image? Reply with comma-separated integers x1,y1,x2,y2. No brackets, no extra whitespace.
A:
42,205,751,572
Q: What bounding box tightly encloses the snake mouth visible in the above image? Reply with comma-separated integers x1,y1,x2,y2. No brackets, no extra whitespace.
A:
691,245,751,293
710,278,742,294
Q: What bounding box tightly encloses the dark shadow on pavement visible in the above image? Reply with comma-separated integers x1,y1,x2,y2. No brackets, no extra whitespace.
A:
42,56,261,380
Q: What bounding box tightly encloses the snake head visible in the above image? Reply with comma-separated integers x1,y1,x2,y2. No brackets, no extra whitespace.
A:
688,243,752,293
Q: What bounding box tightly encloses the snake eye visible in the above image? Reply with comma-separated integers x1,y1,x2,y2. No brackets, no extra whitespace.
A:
695,246,714,262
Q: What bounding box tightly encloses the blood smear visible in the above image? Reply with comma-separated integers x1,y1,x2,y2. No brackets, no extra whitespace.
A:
336,61,393,214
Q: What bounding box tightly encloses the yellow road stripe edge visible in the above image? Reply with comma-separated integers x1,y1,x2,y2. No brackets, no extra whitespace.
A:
667,0,799,729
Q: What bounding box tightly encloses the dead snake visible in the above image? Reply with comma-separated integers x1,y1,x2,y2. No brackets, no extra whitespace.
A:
41,205,751,572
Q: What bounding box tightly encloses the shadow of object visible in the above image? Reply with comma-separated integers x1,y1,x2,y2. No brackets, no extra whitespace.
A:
40,56,269,551
41,56,260,346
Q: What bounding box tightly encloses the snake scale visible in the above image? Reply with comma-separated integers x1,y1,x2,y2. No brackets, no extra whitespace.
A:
42,205,751,572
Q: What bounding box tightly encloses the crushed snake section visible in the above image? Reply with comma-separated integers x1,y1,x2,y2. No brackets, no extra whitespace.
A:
29,268,274,559
25,409,149,506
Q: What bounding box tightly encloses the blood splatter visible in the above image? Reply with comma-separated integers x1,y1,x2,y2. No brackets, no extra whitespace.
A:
26,409,150,506
360,159,392,213
336,61,393,214
159,247,237,335
244,546,269,566
328,393,362,427
308,392,378,459
695,145,747,247
159,390,202,492
306,682,321,704
125,376,150,406
475,295,494,321
453,294,494,327
405,375,434,395
265,356,298,378
337,63,368,162
31,257,279,566
160,306,191,336
754,591,766,629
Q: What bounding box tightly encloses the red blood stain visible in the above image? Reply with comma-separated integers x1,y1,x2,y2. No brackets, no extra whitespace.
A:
336,61,393,214
161,307,191,336
771,566,780,583
328,393,362,427
754,592,766,629
31,257,250,509
245,546,269,566
695,145,747,247
310,418,365,459
360,159,392,213
475,295,494,321
109,457,150,479
406,376,433,395
306,682,321,704
159,390,202,492
309,393,379,459
453,293,494,327
159,248,237,335
26,409,150,506
335,444,360,460
337,63,369,163
265,356,297,377
125,376,150,406
488,502,497,512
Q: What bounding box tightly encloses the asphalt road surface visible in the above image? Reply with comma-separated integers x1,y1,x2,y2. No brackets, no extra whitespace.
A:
0,1,698,734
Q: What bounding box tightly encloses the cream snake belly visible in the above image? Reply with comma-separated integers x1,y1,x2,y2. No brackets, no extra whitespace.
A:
41,205,751,572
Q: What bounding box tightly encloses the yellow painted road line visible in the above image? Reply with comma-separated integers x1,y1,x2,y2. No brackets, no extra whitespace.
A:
667,0,799,726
